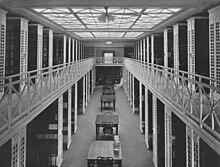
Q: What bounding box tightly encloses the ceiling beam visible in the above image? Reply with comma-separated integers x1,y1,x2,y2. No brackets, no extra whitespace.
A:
66,28,151,32
3,0,219,8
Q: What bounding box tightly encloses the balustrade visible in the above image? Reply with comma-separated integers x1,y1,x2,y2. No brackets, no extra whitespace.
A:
124,58,220,154
0,58,94,143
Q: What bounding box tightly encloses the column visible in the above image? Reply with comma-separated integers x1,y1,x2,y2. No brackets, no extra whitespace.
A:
146,37,150,63
75,40,78,62
67,88,72,149
28,23,43,73
165,106,172,167
139,81,143,133
145,87,149,148
151,35,154,65
129,72,132,107
173,23,187,72
6,17,28,90
57,95,63,167
74,82,78,133
85,73,88,107
72,38,75,62
140,39,143,63
83,75,86,114
143,38,146,63
0,9,6,98
11,127,26,167
88,71,91,102
209,6,220,99
43,28,53,68
152,94,158,167
68,37,71,64
164,29,169,69
132,75,135,114
186,126,200,167
63,35,66,65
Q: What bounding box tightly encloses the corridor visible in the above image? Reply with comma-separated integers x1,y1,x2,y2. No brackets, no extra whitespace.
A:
62,86,154,167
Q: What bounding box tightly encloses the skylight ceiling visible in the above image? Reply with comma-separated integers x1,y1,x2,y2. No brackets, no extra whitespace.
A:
32,7,182,39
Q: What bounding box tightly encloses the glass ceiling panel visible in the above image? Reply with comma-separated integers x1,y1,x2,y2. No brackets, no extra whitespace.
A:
32,7,182,39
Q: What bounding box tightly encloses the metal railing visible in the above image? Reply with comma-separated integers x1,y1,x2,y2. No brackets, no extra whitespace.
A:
0,58,94,143
124,58,220,154
95,57,123,66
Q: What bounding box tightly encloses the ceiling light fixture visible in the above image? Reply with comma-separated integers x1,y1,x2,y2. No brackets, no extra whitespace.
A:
97,6,116,23
106,41,112,44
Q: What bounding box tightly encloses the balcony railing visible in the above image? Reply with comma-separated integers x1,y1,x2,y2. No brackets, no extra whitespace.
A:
124,58,220,154
0,58,94,143
95,57,123,66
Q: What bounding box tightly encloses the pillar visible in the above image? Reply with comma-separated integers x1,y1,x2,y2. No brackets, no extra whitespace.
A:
0,9,6,98
186,126,200,167
11,127,26,167
152,94,158,167
165,106,172,167
139,81,143,133
132,75,135,114
74,82,78,133
88,71,91,102
83,75,86,113
146,37,150,63
129,73,132,107
151,35,154,65
143,38,146,63
68,37,71,64
57,95,63,167
72,38,75,62
145,87,149,148
43,28,53,68
67,88,72,149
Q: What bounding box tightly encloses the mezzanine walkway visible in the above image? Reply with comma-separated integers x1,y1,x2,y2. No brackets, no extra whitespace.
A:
62,86,154,167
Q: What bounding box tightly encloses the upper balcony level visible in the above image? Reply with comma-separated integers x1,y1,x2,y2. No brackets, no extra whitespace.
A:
95,57,123,66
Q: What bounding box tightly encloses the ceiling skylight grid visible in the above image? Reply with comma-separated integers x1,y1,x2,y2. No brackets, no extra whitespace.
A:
32,7,182,39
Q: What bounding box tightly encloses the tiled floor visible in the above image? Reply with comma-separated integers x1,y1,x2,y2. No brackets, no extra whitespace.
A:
62,86,154,167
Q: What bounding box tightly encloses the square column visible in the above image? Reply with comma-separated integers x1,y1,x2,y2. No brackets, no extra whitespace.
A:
143,38,146,63
165,107,172,167
57,95,63,167
152,94,158,167
72,38,75,62
186,126,200,167
28,23,43,74
67,88,72,149
43,28,53,68
83,75,86,114
74,83,78,133
139,81,143,133
11,127,26,167
6,17,29,90
145,87,149,148
132,75,135,114
0,9,6,98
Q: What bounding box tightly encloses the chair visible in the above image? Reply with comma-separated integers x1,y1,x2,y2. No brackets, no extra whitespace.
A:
96,156,114,167
102,122,114,140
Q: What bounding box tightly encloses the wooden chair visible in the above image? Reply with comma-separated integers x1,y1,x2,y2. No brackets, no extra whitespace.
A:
96,156,114,167
102,122,114,140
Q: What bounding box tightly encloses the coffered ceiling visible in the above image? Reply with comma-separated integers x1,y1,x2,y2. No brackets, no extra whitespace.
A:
1,0,219,41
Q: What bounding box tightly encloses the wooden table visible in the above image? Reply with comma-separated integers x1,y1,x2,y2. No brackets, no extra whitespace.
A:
102,89,115,95
95,115,119,140
87,141,122,167
101,94,116,112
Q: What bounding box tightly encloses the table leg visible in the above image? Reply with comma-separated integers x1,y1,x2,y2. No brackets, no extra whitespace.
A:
114,100,115,112
101,100,102,112
116,125,118,135
96,125,99,140
118,160,122,167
